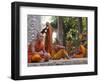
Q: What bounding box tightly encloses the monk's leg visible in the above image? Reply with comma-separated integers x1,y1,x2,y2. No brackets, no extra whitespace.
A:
31,53,42,62
52,49,69,60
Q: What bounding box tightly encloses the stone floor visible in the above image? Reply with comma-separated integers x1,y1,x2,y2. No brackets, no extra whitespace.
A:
28,58,87,66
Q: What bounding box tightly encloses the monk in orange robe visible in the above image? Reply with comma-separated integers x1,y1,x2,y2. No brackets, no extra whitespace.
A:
28,33,51,63
73,42,87,58
43,22,70,60
45,22,53,54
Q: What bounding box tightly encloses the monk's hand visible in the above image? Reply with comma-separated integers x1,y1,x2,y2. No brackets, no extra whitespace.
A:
38,51,44,56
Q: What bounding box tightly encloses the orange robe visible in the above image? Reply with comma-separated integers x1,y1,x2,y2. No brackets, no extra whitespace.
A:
51,49,68,60
34,40,45,52
74,45,86,58
45,24,53,54
28,44,33,63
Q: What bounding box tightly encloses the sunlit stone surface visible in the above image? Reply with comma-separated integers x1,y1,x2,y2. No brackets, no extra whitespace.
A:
28,58,87,66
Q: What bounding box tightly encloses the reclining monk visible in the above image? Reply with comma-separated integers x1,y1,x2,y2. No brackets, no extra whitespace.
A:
28,33,51,63
41,22,70,60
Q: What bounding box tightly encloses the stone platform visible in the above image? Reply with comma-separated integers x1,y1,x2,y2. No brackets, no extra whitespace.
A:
28,58,87,66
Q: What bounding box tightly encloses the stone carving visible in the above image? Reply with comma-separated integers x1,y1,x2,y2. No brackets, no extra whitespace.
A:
27,15,41,44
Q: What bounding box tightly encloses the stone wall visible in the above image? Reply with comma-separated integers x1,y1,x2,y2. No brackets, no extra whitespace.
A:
27,15,41,44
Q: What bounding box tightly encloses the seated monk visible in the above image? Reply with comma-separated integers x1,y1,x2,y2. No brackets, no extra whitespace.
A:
73,42,86,58
41,22,70,60
51,43,70,60
28,33,51,63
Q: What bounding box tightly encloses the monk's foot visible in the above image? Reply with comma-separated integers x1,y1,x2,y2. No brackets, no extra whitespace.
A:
40,58,45,62
64,58,68,60
65,54,71,59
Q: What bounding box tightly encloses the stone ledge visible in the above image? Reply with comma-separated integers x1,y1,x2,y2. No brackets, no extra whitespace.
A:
28,58,87,66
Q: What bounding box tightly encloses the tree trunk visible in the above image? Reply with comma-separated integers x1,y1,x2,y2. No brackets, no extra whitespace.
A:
78,17,82,34
57,16,63,45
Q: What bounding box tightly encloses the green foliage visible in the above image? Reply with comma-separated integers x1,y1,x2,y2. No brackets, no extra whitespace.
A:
82,17,87,33
63,17,79,43
50,16,57,29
